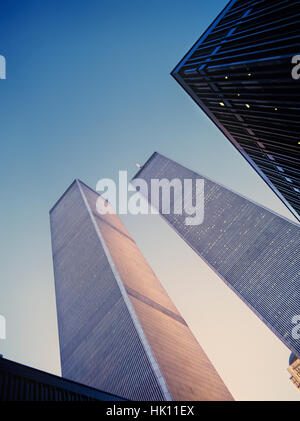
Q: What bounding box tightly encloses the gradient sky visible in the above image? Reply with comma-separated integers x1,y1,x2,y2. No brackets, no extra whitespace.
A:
0,0,299,401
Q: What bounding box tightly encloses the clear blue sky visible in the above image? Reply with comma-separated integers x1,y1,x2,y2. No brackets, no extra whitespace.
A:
0,0,299,400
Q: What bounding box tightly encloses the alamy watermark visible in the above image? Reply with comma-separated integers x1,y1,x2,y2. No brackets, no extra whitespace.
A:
0,55,6,79
292,315,300,340
291,55,300,80
95,171,204,226
0,314,6,340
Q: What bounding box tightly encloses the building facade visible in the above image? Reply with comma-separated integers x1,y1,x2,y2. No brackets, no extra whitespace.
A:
133,152,300,359
288,354,300,391
172,0,300,221
50,179,233,401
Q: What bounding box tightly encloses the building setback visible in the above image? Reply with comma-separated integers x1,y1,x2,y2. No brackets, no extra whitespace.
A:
171,0,300,221
50,179,233,401
133,152,300,359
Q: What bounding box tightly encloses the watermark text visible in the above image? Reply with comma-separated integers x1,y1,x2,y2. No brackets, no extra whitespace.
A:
95,171,204,226
292,315,300,340
0,314,6,340
0,55,6,79
291,55,300,80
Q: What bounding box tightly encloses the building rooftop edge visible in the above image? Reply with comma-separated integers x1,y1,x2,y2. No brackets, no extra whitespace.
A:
132,151,159,180
49,179,104,214
131,151,300,228
170,0,237,76
49,179,78,214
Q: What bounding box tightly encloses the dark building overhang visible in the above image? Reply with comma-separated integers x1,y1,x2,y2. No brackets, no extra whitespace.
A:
171,0,300,222
0,357,127,401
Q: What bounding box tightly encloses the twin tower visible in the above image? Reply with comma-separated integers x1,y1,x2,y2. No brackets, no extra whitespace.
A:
50,152,300,401
50,0,300,400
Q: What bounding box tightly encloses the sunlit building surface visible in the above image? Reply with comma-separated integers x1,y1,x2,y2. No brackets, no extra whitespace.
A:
171,0,300,221
288,354,300,391
133,152,300,359
50,179,233,401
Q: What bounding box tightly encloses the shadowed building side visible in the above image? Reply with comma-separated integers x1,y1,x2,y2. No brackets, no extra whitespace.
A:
50,179,233,401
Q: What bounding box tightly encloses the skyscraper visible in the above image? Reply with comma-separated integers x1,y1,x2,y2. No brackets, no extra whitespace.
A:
50,179,233,401
171,0,300,221
132,152,300,359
